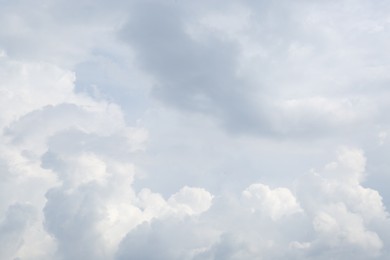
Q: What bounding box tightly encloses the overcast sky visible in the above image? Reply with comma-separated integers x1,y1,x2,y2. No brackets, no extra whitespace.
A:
1,0,390,259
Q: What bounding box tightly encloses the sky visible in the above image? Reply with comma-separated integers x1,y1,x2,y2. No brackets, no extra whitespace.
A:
1,0,390,259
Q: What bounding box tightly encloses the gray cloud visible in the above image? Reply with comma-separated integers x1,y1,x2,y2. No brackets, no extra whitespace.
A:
1,0,390,259
120,1,270,135
119,0,390,137
0,203,35,260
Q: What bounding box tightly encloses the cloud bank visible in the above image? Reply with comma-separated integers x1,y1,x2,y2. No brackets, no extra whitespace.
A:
1,0,390,259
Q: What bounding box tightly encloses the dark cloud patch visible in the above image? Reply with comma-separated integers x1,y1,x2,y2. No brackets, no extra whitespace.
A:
0,203,35,260
121,1,269,135
44,184,108,260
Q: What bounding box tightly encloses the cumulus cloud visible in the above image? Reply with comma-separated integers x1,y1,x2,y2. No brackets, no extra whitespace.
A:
117,148,390,260
1,0,390,259
0,203,36,260
294,148,389,259
242,183,302,220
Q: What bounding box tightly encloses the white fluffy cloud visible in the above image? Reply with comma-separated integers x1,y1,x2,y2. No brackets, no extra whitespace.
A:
1,0,390,259
114,148,390,260
242,183,302,220
295,148,389,259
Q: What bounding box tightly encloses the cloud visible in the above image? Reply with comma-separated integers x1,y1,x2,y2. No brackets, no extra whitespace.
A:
116,187,214,260
0,0,128,67
242,183,302,220
294,147,389,259
1,0,390,259
115,147,390,260
120,0,269,135
0,59,75,128
0,50,146,259
0,203,36,260
118,0,390,137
